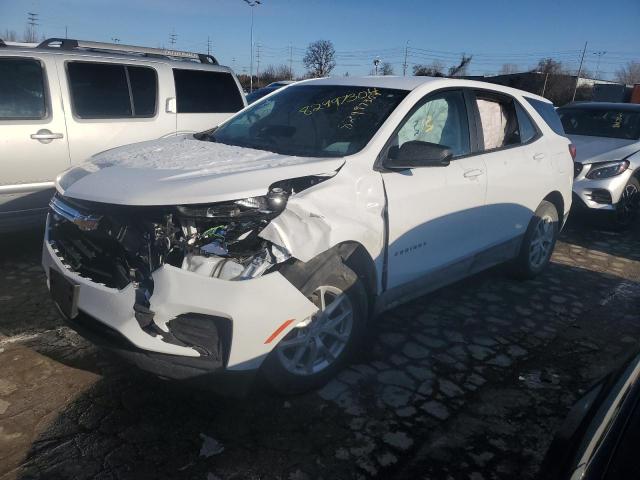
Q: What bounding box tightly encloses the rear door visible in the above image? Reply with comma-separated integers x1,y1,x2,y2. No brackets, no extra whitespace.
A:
59,58,176,165
470,90,547,246
0,54,69,219
173,68,245,134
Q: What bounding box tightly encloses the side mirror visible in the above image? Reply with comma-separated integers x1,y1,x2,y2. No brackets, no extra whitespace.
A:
385,141,453,169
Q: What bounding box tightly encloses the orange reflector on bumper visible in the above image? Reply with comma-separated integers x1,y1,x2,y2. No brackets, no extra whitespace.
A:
264,319,295,344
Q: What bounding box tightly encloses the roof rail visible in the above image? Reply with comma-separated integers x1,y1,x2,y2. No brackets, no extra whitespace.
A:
37,38,218,65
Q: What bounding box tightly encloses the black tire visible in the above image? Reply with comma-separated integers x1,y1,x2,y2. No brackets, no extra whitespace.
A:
511,200,559,279
609,177,640,230
261,254,368,395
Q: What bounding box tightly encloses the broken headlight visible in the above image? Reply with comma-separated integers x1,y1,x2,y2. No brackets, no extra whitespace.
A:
176,188,289,219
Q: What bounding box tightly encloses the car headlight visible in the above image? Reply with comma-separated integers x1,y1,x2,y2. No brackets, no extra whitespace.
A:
176,188,289,219
585,160,629,180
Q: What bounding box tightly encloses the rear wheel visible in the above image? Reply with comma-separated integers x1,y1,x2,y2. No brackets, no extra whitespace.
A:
261,257,367,395
512,200,559,279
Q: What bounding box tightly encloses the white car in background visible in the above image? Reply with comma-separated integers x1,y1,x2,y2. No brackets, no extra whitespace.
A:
0,38,246,231
558,102,640,228
43,77,573,394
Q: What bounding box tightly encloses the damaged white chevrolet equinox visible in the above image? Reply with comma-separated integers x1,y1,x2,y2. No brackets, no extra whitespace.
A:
43,77,573,394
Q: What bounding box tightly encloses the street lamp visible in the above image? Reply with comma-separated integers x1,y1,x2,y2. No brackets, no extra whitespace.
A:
593,51,607,80
244,0,261,92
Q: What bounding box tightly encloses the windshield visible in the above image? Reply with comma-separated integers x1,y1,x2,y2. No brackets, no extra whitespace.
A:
210,84,408,157
558,107,640,140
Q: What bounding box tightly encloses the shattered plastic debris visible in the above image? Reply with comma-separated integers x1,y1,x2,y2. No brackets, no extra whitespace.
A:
199,434,225,457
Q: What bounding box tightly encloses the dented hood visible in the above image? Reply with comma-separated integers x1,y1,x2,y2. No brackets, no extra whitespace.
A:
568,135,640,164
57,136,345,205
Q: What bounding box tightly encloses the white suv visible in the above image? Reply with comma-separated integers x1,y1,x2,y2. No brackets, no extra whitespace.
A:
0,38,246,231
42,77,573,394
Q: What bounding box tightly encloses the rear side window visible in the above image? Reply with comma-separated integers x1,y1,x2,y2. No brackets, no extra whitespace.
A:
475,92,521,150
515,102,538,143
525,97,565,135
0,58,46,119
173,69,244,113
67,62,157,119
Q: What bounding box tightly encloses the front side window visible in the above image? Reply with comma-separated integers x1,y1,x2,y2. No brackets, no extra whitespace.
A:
395,90,470,157
67,62,157,118
558,108,640,140
475,93,521,150
173,69,244,113
209,85,408,157
0,58,46,119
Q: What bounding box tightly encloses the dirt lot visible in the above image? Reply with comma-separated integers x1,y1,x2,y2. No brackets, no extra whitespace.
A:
1,218,639,480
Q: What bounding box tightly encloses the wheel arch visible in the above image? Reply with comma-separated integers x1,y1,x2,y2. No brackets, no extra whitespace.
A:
544,191,565,220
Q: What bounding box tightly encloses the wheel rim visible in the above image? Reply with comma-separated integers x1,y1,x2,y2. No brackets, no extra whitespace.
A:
529,214,555,269
276,285,354,376
616,183,639,225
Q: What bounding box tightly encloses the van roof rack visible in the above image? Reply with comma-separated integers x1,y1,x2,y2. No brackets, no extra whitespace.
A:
36,38,218,65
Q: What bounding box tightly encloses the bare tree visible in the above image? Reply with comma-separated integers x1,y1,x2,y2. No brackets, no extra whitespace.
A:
499,63,519,75
535,58,564,75
615,61,640,85
380,62,394,75
258,64,293,87
303,40,336,77
3,29,18,41
448,54,472,76
413,60,445,77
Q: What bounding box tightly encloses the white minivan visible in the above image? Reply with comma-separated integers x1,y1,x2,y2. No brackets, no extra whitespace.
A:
0,38,246,231
43,77,573,394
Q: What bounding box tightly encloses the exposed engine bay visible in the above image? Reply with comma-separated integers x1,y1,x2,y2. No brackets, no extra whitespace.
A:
48,174,332,330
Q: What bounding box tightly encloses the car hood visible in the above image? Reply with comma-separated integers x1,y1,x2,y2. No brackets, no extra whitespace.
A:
568,135,640,164
57,136,345,206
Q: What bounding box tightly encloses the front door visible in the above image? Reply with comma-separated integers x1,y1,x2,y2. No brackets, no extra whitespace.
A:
382,89,488,289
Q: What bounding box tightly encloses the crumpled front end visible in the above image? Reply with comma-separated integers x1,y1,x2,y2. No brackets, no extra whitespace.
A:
43,191,318,378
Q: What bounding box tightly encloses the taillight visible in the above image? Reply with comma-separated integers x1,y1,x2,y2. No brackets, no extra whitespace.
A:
568,144,577,161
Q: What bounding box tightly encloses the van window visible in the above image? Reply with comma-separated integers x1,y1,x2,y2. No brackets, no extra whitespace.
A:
0,58,46,119
173,69,244,113
475,93,521,150
67,62,157,118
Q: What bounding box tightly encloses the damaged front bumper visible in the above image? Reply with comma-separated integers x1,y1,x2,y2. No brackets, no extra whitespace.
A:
42,218,318,385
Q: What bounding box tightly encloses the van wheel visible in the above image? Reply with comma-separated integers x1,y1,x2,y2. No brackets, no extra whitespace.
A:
261,258,367,395
610,177,640,230
512,200,559,279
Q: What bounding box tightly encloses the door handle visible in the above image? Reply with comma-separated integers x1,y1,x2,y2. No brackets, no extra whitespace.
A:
533,153,546,161
463,169,484,179
31,129,64,144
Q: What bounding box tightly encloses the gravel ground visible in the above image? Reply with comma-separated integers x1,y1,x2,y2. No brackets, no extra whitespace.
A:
0,218,639,480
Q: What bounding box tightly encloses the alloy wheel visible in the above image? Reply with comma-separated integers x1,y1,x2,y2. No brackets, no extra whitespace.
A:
616,183,639,225
276,285,354,376
529,214,555,269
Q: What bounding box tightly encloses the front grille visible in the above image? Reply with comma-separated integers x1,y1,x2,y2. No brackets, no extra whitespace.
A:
49,219,131,288
574,162,584,178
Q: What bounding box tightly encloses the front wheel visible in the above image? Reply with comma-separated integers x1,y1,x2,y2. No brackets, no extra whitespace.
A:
511,200,559,279
610,177,640,230
261,257,368,395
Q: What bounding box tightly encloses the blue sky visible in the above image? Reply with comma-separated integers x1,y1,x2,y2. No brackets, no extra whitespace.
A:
1,0,638,79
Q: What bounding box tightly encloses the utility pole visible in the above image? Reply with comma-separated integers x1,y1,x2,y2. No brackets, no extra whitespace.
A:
65,26,68,39
288,43,293,80
572,41,588,102
27,12,39,42
207,36,212,55
373,57,380,76
169,30,177,48
593,51,606,79
243,0,261,93
403,40,409,76
255,42,261,85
